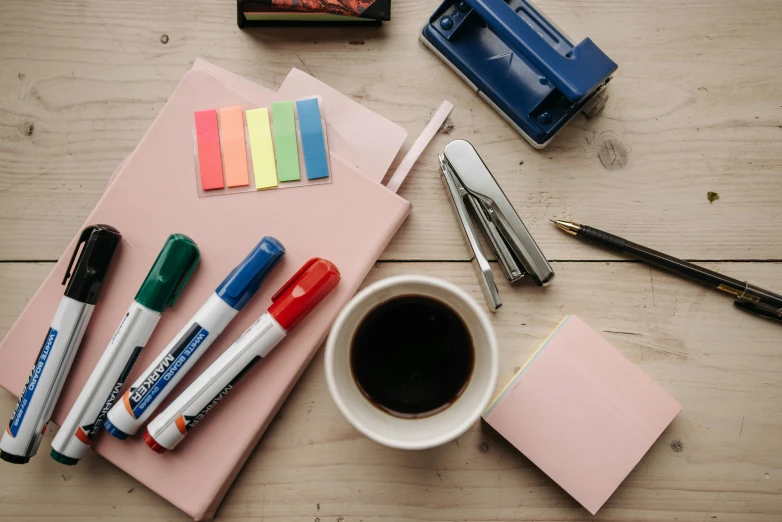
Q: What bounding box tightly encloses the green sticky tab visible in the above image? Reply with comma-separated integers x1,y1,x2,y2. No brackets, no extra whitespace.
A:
271,101,300,182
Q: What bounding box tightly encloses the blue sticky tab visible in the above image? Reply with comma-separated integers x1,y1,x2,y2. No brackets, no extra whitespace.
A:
295,99,330,180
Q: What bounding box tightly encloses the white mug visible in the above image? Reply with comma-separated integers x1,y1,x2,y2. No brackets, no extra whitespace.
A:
325,275,499,450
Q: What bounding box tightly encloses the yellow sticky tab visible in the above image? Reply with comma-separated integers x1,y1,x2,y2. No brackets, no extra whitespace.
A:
246,108,278,190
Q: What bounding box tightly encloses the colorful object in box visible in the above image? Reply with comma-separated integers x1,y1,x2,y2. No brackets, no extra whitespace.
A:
219,107,251,188
195,98,331,193
194,110,224,190
296,98,330,180
246,108,278,190
483,315,681,514
144,258,341,453
271,101,301,182
238,0,391,25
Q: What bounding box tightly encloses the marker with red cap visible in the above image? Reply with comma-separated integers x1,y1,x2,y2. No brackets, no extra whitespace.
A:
143,258,340,453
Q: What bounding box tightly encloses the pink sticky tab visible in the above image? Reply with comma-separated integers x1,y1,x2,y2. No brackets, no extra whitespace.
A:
194,110,224,190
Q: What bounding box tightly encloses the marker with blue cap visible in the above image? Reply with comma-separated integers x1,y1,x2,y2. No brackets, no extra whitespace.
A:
50,234,200,465
103,236,285,439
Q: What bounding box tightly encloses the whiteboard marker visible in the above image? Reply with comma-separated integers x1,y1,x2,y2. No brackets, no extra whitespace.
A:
50,234,200,465
144,258,340,452
1,225,121,464
103,236,285,439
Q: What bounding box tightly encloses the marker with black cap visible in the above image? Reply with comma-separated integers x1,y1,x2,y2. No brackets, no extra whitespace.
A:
0,224,121,464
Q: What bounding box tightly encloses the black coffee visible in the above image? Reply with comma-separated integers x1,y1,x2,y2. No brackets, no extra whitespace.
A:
350,295,474,418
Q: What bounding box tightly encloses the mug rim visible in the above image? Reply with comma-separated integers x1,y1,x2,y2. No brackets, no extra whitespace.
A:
325,275,499,450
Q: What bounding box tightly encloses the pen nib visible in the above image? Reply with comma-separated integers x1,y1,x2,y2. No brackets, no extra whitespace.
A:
551,220,581,236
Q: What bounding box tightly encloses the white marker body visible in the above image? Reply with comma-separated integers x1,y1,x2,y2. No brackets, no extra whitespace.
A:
51,300,161,462
105,294,238,437
146,313,285,451
1,297,94,461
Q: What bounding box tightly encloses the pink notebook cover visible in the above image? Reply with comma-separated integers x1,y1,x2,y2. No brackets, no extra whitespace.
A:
0,66,410,520
483,315,682,515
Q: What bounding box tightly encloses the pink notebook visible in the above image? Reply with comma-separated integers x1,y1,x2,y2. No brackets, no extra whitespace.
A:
0,65,410,520
483,315,682,515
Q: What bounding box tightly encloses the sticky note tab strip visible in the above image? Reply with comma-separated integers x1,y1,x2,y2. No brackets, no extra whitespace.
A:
193,99,333,197
271,102,301,182
246,108,278,190
296,99,330,180
194,110,224,190
219,107,250,188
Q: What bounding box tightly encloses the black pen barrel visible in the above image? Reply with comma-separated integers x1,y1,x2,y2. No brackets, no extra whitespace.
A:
578,225,745,292
624,242,745,291
568,222,782,315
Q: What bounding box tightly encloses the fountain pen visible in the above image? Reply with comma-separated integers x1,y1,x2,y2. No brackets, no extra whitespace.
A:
552,220,782,322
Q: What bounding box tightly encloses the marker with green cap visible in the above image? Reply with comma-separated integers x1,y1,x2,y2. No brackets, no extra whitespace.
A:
50,233,200,465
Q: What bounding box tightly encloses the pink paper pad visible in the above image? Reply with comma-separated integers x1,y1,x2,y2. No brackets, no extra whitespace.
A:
483,315,682,515
0,63,410,520
276,68,408,183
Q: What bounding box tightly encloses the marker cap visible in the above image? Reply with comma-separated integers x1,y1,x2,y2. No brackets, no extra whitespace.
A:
216,237,286,311
268,258,341,331
134,234,201,313
63,224,122,305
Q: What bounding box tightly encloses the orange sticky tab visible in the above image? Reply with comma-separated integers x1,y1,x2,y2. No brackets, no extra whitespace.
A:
219,107,250,188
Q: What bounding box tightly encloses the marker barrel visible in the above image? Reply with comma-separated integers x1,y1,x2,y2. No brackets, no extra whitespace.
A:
104,294,237,438
145,314,285,452
50,301,161,465
1,297,94,464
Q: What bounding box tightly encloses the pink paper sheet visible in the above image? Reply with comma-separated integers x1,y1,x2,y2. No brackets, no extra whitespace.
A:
0,64,410,520
193,59,276,101
483,315,682,515
276,68,408,182
386,100,453,193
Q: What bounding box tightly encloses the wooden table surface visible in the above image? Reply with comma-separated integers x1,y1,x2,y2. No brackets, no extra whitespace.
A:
1,0,781,520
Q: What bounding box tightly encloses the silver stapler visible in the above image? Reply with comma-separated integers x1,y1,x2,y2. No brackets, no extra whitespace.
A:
439,140,554,311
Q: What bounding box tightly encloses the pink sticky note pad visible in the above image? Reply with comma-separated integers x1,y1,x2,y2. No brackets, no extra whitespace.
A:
483,315,682,515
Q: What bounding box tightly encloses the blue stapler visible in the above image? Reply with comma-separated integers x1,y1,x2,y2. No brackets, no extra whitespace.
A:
421,0,618,148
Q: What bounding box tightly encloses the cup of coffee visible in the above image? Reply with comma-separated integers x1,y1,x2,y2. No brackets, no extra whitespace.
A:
325,275,499,450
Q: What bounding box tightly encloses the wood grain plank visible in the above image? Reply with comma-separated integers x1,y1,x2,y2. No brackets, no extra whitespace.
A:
0,0,781,261
1,260,780,521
